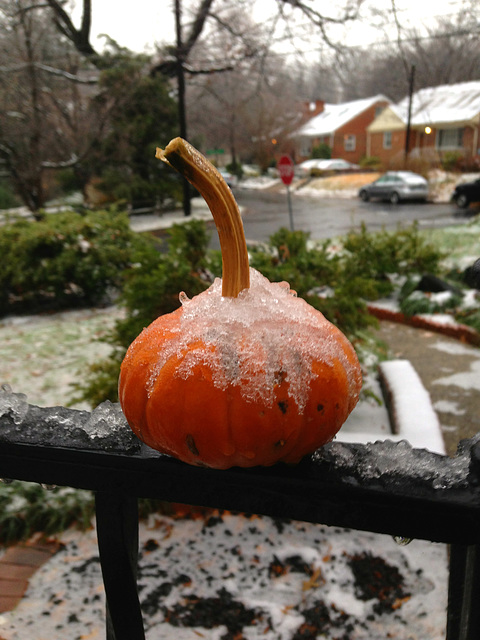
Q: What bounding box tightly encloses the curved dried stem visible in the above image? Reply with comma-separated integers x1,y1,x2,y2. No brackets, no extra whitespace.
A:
156,138,250,298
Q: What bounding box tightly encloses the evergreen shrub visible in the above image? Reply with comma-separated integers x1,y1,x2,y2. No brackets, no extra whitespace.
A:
0,208,145,316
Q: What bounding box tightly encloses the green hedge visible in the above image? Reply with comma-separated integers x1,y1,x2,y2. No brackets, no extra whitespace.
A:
0,209,145,316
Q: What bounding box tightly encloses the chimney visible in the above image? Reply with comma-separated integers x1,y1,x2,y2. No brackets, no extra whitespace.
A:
302,100,324,121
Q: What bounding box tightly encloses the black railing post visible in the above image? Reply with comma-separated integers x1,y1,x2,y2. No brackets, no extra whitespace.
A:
95,491,145,640
447,544,480,640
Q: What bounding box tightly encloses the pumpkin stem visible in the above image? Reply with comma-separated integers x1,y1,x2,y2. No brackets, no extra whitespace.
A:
156,138,250,298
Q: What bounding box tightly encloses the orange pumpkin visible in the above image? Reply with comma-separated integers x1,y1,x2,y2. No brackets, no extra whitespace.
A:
118,138,362,469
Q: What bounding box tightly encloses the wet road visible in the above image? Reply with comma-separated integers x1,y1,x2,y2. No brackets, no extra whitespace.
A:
214,188,466,247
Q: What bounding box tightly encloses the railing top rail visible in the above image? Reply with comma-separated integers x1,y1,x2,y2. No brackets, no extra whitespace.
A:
0,398,479,544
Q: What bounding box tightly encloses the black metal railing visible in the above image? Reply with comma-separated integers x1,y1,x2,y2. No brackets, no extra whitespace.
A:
0,396,479,640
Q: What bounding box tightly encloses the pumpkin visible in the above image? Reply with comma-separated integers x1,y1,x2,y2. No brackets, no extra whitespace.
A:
118,138,362,469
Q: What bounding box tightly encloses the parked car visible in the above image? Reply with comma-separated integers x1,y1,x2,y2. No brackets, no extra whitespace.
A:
358,171,429,204
218,168,238,188
297,158,359,177
451,178,480,209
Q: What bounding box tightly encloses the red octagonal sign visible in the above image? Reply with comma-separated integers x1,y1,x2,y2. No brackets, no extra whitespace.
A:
278,155,294,186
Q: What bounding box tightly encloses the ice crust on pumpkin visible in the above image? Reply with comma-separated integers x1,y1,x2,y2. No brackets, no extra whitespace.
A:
146,268,360,412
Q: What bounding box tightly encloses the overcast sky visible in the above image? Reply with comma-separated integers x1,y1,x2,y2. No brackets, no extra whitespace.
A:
72,0,465,55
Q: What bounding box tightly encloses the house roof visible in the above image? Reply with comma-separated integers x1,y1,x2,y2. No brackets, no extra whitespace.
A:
296,95,390,137
391,81,480,128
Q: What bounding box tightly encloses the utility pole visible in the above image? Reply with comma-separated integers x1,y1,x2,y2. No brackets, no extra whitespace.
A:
404,64,415,167
175,0,191,216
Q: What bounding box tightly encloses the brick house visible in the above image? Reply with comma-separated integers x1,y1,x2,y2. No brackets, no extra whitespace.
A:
294,95,391,164
367,81,480,166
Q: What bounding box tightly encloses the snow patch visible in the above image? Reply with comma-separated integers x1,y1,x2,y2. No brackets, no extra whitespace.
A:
379,360,445,454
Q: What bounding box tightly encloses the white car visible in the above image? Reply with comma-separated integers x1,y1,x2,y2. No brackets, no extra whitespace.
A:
358,171,429,204
218,168,238,188
297,158,359,176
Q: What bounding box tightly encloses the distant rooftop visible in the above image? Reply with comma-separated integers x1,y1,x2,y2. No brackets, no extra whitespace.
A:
392,81,480,126
296,95,390,137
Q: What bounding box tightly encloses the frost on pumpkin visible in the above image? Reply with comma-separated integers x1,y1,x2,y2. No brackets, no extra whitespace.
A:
145,268,360,414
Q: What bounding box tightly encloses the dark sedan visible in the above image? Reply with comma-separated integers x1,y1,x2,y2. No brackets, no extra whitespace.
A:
451,178,480,209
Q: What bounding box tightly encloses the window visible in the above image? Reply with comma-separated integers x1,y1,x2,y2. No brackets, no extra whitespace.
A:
300,137,311,157
383,131,392,149
437,128,464,149
344,134,356,152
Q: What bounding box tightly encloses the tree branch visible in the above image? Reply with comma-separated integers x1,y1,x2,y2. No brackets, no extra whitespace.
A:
45,0,99,61
41,153,79,169
182,0,216,57
277,0,361,26
0,62,98,83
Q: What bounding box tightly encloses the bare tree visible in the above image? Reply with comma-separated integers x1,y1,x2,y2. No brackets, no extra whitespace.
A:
0,0,171,213
0,0,102,213
332,0,480,104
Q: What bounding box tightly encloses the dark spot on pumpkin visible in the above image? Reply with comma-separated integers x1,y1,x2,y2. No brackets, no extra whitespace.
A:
335,402,340,410
186,434,199,456
278,400,288,414
317,404,324,413
274,439,286,448
274,370,287,385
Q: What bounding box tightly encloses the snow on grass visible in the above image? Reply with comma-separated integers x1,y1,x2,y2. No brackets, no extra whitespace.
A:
0,306,124,410
428,215,480,269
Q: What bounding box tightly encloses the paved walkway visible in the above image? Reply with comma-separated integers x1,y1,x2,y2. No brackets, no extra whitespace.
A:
374,321,480,456
0,536,61,614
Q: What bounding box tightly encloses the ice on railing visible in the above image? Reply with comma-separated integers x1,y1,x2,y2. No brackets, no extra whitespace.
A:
0,385,478,488
314,436,479,489
0,384,29,425
81,400,138,450
0,386,141,453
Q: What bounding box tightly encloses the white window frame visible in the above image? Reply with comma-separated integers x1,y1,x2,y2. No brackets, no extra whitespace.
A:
344,134,356,152
383,131,392,149
437,128,464,150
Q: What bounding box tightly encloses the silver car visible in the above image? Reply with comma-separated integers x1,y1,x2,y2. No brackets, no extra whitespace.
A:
359,171,429,204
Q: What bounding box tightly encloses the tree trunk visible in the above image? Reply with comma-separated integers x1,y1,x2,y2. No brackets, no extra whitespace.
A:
175,0,191,217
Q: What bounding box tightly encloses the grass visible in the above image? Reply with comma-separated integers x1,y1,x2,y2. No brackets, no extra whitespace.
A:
427,215,480,268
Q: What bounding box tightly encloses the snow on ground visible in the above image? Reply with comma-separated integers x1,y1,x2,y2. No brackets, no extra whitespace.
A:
0,511,448,640
433,399,466,416
432,352,480,391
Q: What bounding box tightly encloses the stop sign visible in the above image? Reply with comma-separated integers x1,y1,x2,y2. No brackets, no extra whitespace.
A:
278,155,294,186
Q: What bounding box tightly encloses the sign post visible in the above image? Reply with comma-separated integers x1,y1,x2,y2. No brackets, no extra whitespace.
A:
277,155,295,231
